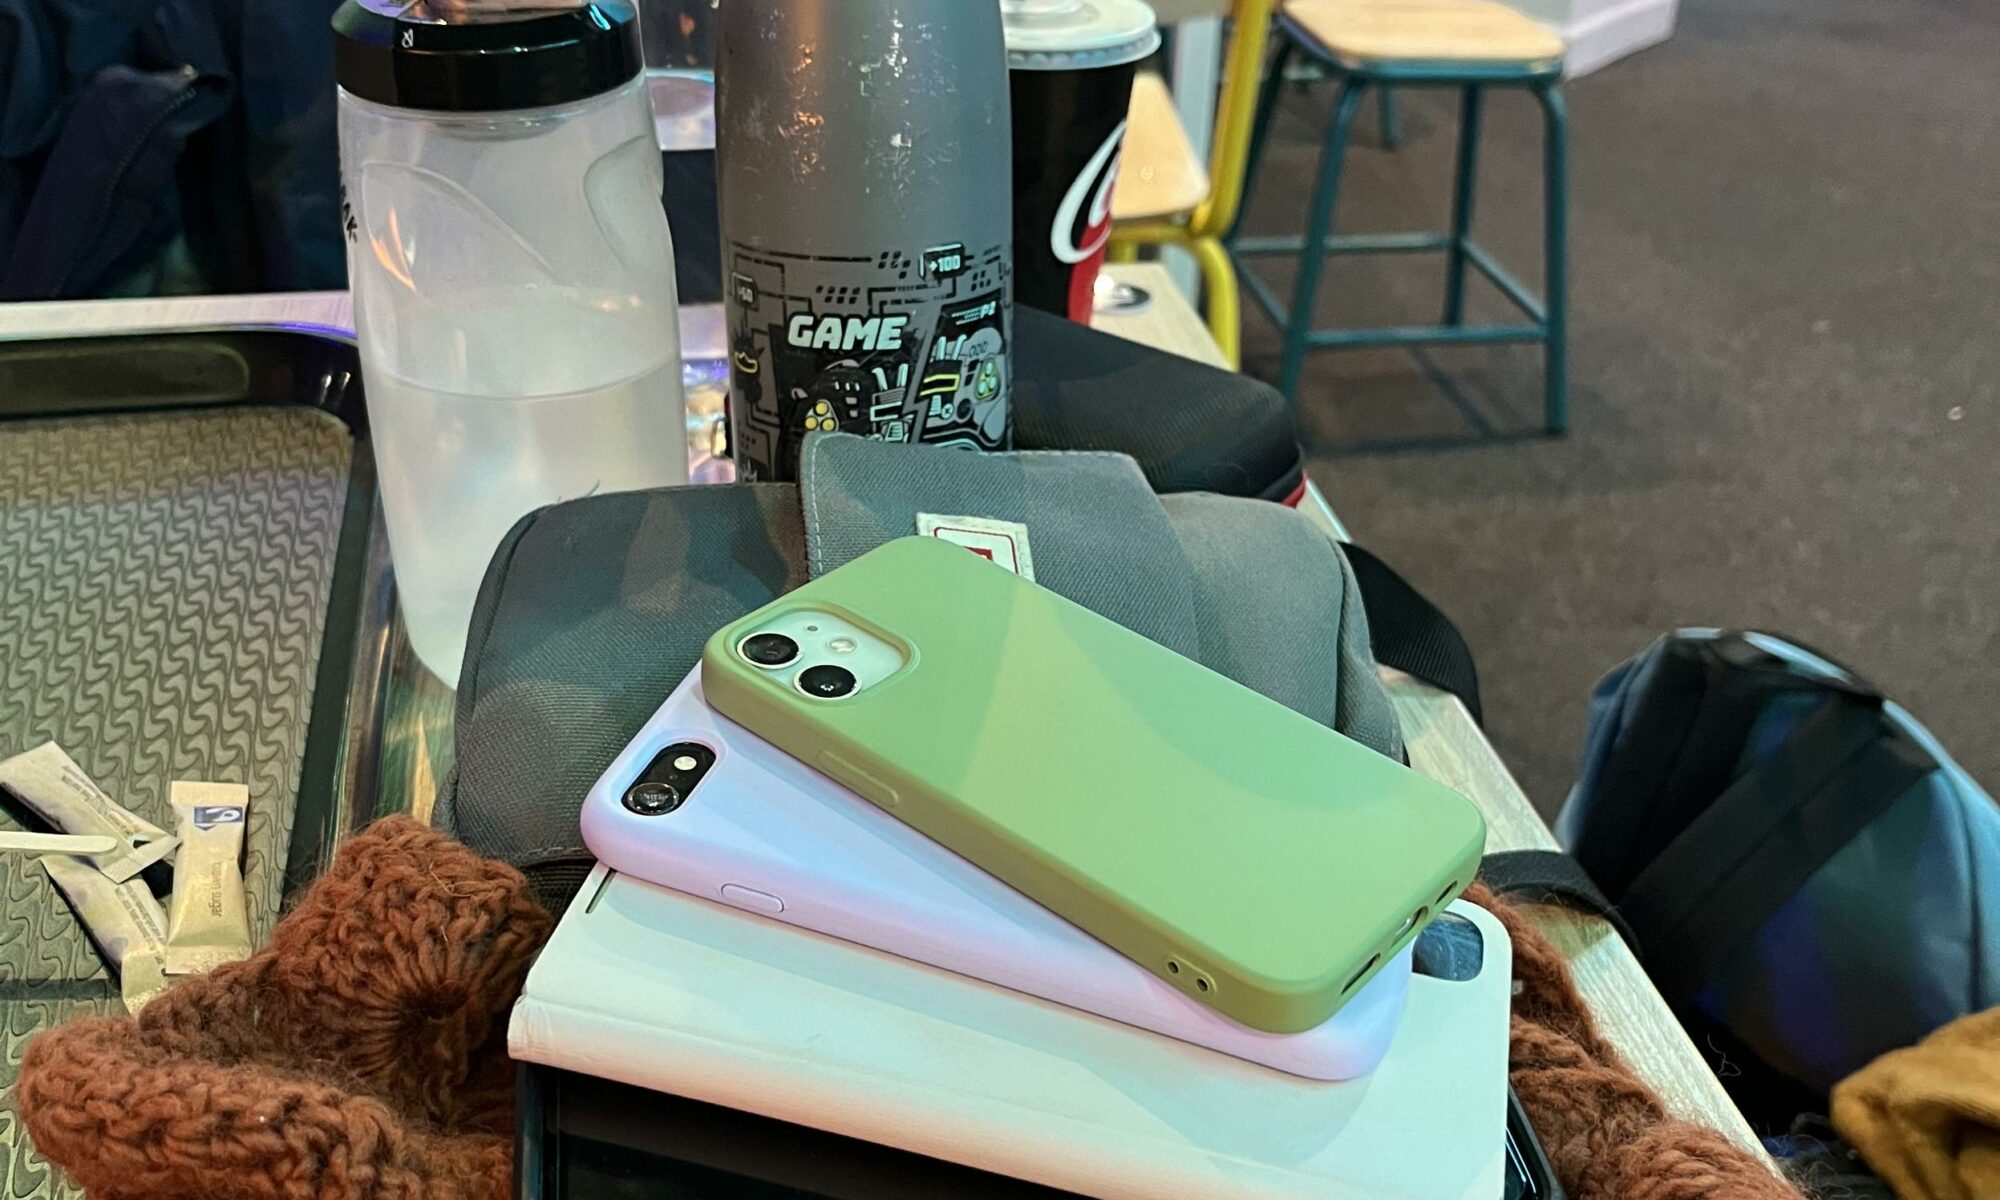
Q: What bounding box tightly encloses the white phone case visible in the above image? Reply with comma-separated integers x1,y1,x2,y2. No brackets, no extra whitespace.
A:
511,871,1512,1200
580,666,1411,1081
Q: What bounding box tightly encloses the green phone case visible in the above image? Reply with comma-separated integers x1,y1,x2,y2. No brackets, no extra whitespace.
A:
702,537,1486,1033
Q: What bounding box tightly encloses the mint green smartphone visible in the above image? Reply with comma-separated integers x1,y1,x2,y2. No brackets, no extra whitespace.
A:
701,537,1486,1033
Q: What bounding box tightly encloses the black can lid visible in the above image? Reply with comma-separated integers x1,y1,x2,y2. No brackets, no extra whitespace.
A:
333,1,642,113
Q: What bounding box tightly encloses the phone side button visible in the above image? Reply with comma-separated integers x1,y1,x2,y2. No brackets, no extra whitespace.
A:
719,884,785,914
817,751,901,810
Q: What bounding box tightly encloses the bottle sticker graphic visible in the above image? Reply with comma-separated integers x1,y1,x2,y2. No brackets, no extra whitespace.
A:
724,239,1012,481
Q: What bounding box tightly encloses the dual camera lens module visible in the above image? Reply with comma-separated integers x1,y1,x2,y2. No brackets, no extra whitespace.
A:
735,631,858,700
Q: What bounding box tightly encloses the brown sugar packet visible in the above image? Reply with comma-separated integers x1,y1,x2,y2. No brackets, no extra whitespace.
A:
164,782,252,976
41,854,172,1014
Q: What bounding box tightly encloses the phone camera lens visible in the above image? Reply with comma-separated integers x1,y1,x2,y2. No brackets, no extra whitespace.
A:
624,781,683,816
739,632,800,668
796,664,858,700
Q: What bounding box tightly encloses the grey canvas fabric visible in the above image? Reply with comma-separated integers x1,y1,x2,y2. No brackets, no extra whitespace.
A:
443,453,1403,909
801,433,1201,661
800,433,1398,751
437,483,809,906
1161,492,1403,761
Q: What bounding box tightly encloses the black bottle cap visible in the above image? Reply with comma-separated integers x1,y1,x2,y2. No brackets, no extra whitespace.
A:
332,1,643,113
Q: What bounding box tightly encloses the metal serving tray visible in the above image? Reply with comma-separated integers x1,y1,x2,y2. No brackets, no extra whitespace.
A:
0,315,733,1199
0,328,378,1200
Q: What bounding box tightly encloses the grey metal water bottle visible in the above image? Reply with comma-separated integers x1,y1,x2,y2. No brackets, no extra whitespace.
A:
717,0,1014,482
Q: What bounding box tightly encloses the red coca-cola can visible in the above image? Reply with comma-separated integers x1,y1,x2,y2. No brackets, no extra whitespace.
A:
1004,0,1161,324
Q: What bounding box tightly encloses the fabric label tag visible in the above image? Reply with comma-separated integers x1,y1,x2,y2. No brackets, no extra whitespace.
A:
916,514,1036,581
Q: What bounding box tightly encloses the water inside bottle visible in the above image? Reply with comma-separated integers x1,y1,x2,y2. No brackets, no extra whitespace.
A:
365,304,685,682
342,95,687,684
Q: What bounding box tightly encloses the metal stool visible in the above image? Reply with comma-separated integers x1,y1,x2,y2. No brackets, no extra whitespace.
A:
1231,0,1571,434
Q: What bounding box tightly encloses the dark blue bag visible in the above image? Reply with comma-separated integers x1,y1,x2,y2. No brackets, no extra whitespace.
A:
1556,629,2000,1100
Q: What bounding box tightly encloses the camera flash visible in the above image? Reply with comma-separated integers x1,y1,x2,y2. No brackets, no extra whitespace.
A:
673,755,698,772
829,637,858,654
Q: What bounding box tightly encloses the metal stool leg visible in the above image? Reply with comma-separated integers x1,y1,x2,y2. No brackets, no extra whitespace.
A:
1441,85,1483,326
1190,235,1242,368
1279,75,1368,402
1537,81,1570,435
1230,35,1296,244
1377,86,1401,149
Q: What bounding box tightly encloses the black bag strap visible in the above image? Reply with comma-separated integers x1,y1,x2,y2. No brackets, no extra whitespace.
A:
1622,693,1935,1003
1481,849,1641,955
1570,632,1884,902
1342,543,1483,725
1571,642,1725,899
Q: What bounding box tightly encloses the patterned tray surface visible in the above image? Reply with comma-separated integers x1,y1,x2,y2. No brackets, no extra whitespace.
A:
0,405,353,1199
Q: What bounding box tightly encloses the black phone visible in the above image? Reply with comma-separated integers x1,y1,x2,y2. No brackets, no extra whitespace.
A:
1505,1083,1565,1200
516,1062,1075,1200
516,1064,1564,1200
518,909,1564,1199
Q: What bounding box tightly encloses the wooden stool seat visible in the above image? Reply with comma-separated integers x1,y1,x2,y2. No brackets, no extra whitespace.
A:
1113,72,1212,222
1285,0,1563,66
1229,0,1572,433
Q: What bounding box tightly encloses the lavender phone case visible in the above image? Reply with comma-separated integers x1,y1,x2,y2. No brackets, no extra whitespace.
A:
581,668,1410,1079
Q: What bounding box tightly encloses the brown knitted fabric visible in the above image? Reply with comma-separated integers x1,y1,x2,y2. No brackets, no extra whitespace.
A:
16,817,1796,1199
18,816,553,1200
1466,884,1800,1200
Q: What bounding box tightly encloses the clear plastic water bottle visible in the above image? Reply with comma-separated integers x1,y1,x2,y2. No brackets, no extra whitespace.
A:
334,0,687,683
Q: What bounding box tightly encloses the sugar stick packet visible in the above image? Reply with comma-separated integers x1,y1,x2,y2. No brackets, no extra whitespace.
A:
164,782,252,976
41,854,172,1014
0,742,178,882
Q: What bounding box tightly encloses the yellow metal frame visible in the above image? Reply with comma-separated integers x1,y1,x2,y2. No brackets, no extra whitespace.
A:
1110,0,1279,369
